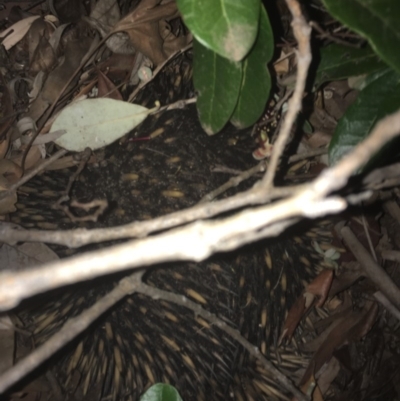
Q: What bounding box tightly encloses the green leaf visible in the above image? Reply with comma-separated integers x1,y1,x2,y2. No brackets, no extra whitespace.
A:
329,68,400,166
315,44,386,88
193,39,242,135
230,5,273,129
140,384,182,401
321,0,400,74
52,99,154,152
177,0,260,61
302,118,313,134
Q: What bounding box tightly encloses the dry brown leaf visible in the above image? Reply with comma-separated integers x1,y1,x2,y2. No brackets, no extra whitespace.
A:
114,0,188,66
98,53,138,81
17,242,59,264
279,292,306,345
0,159,23,182
299,303,379,387
274,49,291,75
0,138,10,160
0,242,59,269
280,270,333,344
301,308,352,353
0,176,17,215
28,32,93,122
307,131,332,149
307,269,334,307
294,371,324,401
97,69,123,100
10,144,42,171
329,261,362,296
316,357,341,395
29,28,57,74
0,159,20,215
91,0,121,27
26,17,55,72
0,15,40,50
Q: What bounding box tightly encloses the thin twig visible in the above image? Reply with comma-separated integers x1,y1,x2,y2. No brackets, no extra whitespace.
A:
199,161,268,203
288,148,327,163
340,226,400,311
152,97,197,114
1,110,400,310
381,250,400,262
201,148,327,203
1,149,325,247
383,200,400,226
309,111,400,198
261,0,312,188
135,280,309,401
364,162,400,190
0,271,144,393
0,182,308,248
128,43,193,103
373,291,400,322
0,268,308,401
0,149,67,201
310,21,363,48
361,214,377,262
0,193,345,311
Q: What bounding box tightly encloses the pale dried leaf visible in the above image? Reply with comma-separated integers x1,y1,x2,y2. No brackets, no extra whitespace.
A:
0,16,40,50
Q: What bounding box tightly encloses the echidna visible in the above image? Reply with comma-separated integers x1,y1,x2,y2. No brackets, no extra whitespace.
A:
8,56,334,401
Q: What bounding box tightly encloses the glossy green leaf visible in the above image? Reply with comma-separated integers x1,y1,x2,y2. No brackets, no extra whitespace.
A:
140,384,182,401
321,0,400,74
329,69,400,166
193,39,242,135
230,5,273,129
177,0,260,61
315,44,386,88
52,99,153,152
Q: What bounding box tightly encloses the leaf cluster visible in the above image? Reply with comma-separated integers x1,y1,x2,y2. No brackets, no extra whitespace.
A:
177,0,400,167
48,0,400,171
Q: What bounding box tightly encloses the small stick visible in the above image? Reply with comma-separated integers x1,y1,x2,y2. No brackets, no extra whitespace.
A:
340,226,400,311
310,21,363,48
261,0,312,188
128,43,193,103
0,149,67,201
